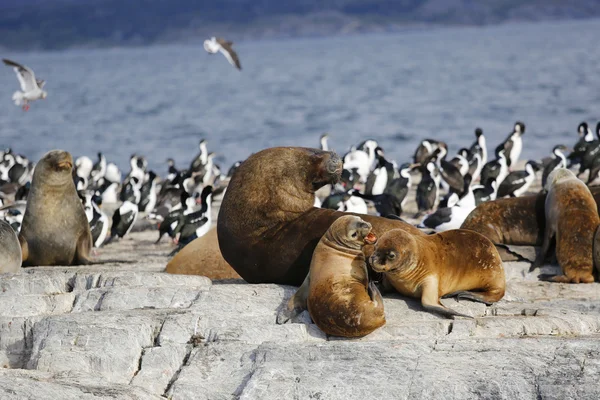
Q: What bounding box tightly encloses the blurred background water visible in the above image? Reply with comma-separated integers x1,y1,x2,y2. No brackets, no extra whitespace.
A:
0,19,598,173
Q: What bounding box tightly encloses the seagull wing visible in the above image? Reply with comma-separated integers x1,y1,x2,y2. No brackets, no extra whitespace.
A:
2,59,38,92
216,38,241,70
36,79,45,89
216,37,233,47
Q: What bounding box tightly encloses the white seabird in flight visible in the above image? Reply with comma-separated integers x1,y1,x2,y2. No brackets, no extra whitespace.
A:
2,58,47,111
203,37,242,70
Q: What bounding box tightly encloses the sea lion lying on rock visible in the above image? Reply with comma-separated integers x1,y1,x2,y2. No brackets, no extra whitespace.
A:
19,150,92,266
461,192,547,247
369,228,505,319
280,215,385,337
530,169,600,283
217,147,423,285
462,186,600,247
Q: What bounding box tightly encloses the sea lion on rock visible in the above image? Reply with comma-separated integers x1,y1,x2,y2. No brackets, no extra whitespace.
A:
461,192,547,246
530,169,600,283
462,186,600,247
281,215,385,337
19,150,92,266
0,220,21,273
369,228,505,318
217,147,423,285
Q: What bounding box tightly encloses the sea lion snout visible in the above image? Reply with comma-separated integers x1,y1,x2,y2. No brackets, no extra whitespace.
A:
56,159,73,171
358,221,377,244
44,150,74,172
348,218,373,243
369,250,396,273
312,151,343,188
370,232,408,273
326,152,342,174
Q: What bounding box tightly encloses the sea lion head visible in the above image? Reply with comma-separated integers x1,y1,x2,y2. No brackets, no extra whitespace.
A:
236,147,341,191
310,149,342,190
369,229,417,273
545,168,576,191
325,215,377,250
34,150,75,187
220,147,343,230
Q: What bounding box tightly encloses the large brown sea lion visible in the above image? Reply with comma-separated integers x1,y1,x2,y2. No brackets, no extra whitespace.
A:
369,228,505,318
19,150,92,266
530,169,600,283
217,147,423,285
0,220,21,273
281,215,385,337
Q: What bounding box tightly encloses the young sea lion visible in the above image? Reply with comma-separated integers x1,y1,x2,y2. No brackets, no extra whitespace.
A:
530,169,600,283
369,228,505,319
19,150,92,266
280,216,385,337
0,220,21,273
216,147,423,285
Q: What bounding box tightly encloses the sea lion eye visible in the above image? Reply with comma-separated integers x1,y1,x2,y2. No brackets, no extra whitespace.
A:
388,252,396,260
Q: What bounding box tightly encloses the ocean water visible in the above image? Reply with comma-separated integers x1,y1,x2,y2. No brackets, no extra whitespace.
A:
0,19,599,174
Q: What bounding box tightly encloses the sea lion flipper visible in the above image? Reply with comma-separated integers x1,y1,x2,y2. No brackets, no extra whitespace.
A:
276,274,310,324
18,233,28,263
421,279,473,319
422,303,473,319
367,281,383,304
367,281,385,316
539,274,594,284
441,290,494,306
530,226,554,272
74,232,93,265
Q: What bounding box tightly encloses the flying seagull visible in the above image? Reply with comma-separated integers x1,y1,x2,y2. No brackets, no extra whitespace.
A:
2,59,47,111
203,37,242,70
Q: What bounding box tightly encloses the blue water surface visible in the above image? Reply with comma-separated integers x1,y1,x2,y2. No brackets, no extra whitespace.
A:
0,19,599,172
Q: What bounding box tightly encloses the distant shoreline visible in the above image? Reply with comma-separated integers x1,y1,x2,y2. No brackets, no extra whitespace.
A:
1,14,599,53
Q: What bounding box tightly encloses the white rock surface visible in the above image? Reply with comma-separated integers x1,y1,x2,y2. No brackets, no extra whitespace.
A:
0,218,598,398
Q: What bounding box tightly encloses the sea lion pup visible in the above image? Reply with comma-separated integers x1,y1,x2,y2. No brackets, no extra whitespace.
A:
281,215,385,337
19,150,92,266
0,220,21,273
529,168,600,283
217,147,423,285
369,228,505,319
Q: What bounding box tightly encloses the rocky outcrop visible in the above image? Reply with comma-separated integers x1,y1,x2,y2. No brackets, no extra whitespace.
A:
0,230,598,399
